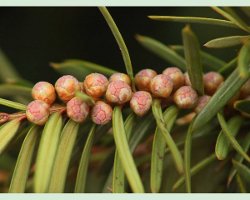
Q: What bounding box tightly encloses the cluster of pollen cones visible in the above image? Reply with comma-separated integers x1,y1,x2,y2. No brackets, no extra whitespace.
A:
4,66,250,126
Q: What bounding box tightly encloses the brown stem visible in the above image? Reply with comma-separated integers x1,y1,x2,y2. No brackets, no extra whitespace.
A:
9,112,26,121
49,104,66,114
0,113,9,124
0,112,26,124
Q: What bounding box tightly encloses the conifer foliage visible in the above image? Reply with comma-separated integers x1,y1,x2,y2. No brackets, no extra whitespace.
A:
0,7,250,193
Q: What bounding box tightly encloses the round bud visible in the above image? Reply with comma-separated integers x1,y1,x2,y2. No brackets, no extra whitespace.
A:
194,95,211,113
130,91,152,116
109,72,131,85
173,86,198,109
184,72,191,86
83,73,109,98
55,75,80,102
66,97,89,123
203,72,224,95
26,100,50,125
91,101,112,125
162,67,185,90
106,80,132,104
240,79,250,98
32,81,56,105
150,74,173,98
135,69,157,91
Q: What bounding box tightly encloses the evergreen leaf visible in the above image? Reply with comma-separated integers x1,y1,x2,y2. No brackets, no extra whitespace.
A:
112,106,144,193
215,116,243,160
151,105,178,193
217,113,250,163
236,174,247,193
104,113,153,193
218,57,237,75
193,67,249,131
182,25,204,95
99,7,135,90
227,133,250,186
74,124,96,193
0,98,26,111
170,45,225,70
204,35,250,48
0,119,21,154
234,99,250,115
223,7,249,29
136,34,186,71
0,84,31,99
152,99,184,174
129,112,155,151
184,122,193,193
34,112,63,193
212,7,250,33
9,125,40,192
173,154,216,191
148,16,239,29
51,59,116,79
113,113,135,193
75,91,95,106
238,40,250,78
232,159,250,183
48,120,79,192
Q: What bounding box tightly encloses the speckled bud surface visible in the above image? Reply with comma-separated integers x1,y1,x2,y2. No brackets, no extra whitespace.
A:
163,67,184,90
91,101,112,125
173,86,198,109
135,69,157,91
130,91,152,116
203,72,224,95
106,80,132,104
26,100,50,125
32,81,56,105
66,97,89,123
194,95,211,113
55,75,80,102
150,74,173,98
109,72,131,85
83,73,109,98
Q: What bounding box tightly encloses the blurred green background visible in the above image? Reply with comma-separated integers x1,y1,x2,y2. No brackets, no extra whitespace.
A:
0,7,246,83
